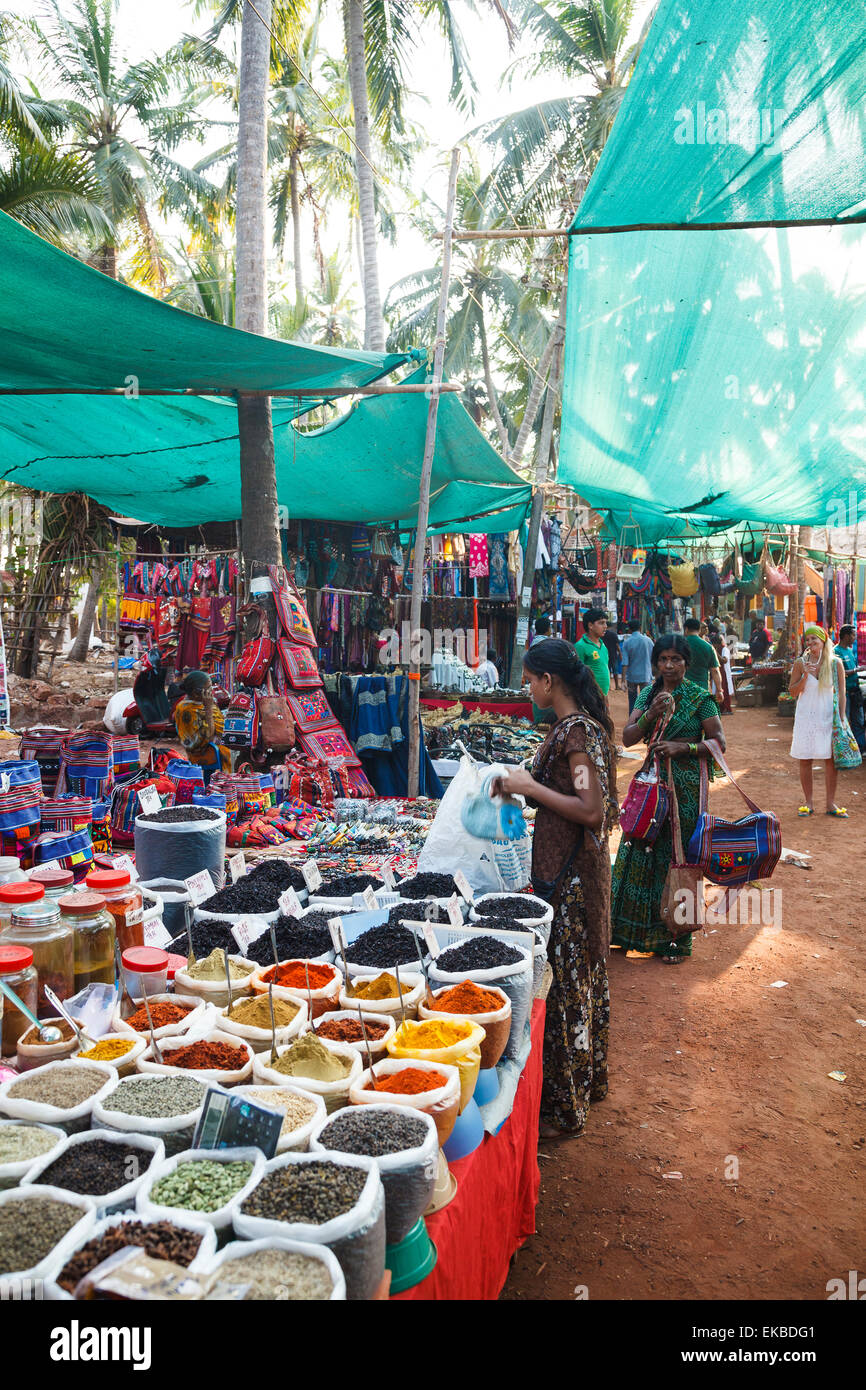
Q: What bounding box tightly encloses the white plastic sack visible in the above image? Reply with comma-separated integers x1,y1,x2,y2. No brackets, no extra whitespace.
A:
232,1150,385,1302
137,1029,254,1088
22,1128,165,1219
0,1119,66,1190
218,996,308,1053
111,993,213,1042
171,958,257,1010
429,936,533,1063
0,1059,116,1134
42,1208,217,1301
103,688,135,735
416,755,505,896
310,1103,438,1245
338,970,425,1019
252,1040,361,1113
136,1146,265,1232
92,1073,208,1157
349,1058,461,1148
202,1235,345,1300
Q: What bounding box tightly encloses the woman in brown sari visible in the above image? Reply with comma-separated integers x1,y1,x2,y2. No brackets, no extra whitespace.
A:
494,639,618,1138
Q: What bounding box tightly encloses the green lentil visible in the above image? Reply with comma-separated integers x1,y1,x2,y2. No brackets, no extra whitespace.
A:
0,1125,59,1165
215,1248,333,1299
241,1160,366,1225
149,1159,253,1213
0,1197,82,1274
100,1076,207,1120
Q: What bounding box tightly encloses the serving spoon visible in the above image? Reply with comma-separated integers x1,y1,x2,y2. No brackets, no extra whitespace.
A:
0,979,63,1043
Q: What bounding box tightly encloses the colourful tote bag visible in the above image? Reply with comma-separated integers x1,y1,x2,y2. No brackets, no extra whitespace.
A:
57,732,114,799
619,754,670,843
278,638,323,690
832,687,862,769
284,688,335,735
686,741,781,887
18,727,66,795
0,759,42,840
32,828,93,883
164,759,205,805
41,796,92,835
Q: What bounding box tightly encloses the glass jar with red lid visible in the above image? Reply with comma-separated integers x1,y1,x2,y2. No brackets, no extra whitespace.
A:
0,880,44,933
85,869,144,953
0,884,74,1016
30,867,76,904
59,891,115,993
0,943,38,1052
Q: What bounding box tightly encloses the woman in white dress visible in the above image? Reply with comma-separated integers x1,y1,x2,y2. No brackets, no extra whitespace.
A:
789,624,848,818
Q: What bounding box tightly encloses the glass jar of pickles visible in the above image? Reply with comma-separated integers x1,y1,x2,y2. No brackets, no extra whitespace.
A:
1,894,74,1017
85,869,143,953
0,943,38,1052
58,891,115,993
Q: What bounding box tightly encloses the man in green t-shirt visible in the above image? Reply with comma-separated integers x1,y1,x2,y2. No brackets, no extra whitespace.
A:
684,617,721,698
575,607,611,696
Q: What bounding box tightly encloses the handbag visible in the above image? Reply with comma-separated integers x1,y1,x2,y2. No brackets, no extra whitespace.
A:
686,740,781,886
255,694,296,751
618,708,672,843
669,560,699,597
832,686,862,769
237,634,275,687
659,756,704,938
734,560,763,596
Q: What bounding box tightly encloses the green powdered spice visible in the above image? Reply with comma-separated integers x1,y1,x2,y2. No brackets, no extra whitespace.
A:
186,950,254,982
271,1033,351,1082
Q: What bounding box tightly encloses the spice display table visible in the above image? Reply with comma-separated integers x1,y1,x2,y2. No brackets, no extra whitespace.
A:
392,999,545,1301
421,696,534,720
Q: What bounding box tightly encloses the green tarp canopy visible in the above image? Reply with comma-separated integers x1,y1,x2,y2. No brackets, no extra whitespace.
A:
0,212,529,531
560,1,866,532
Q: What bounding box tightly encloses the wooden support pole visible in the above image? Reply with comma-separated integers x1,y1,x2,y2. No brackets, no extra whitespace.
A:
406,147,461,799
0,383,463,399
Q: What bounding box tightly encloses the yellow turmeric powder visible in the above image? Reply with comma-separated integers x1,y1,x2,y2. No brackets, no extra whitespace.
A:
393,1019,472,1049
351,972,406,1001
78,1037,136,1061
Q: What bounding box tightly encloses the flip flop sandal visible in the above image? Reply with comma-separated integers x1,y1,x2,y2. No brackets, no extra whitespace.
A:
826,808,849,817
797,806,814,816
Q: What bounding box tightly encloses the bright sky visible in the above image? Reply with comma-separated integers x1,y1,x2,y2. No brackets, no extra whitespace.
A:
7,0,656,319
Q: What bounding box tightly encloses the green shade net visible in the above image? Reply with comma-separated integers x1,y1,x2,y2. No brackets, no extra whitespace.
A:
561,1,866,530
573,0,866,231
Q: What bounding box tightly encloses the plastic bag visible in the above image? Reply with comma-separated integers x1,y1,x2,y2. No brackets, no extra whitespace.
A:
133,810,227,890
418,986,511,1070
310,1103,438,1245
22,1128,165,1219
172,959,258,1010
416,755,505,896
386,1018,485,1112
0,1184,95,1280
201,1235,345,1300
92,1073,207,1157
471,892,554,945
136,1029,254,1088
0,1059,116,1134
252,1040,361,1113
42,1208,217,1301
349,1058,460,1147
233,1084,326,1154
0,1119,66,1190
308,1010,396,1060
137,1145,265,1231
231,1150,385,1302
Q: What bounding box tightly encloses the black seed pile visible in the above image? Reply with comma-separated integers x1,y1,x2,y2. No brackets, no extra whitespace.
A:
36,1138,151,1196
318,1109,429,1158
244,916,332,966
200,875,282,916
345,923,424,968
316,873,383,897
138,806,221,824
395,872,456,900
168,917,235,959
388,902,445,927
246,860,306,892
436,937,524,971
240,1161,366,1225
474,896,548,922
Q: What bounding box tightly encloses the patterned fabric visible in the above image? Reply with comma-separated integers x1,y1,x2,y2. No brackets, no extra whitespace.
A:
468,534,489,578
611,678,718,958
278,639,323,689
0,759,43,838
41,796,92,834
529,712,616,1133
32,829,92,882
173,698,230,774
298,726,361,769
18,727,66,795
284,688,335,734
270,565,316,645
57,733,113,800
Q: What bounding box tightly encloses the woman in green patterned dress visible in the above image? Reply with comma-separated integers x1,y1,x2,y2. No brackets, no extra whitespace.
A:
494,640,618,1138
611,634,725,963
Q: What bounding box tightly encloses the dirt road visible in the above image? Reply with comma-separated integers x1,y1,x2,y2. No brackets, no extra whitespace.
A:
502,691,866,1301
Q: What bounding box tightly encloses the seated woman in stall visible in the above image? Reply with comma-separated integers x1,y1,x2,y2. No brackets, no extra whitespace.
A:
173,671,231,783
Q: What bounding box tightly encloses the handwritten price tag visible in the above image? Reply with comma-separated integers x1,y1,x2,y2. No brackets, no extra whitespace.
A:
362,885,379,911
144,917,173,949
228,852,246,883
112,854,139,883
454,871,474,904
137,786,161,816
447,894,464,929
184,870,215,905
231,916,268,954
380,864,396,890
301,860,322,892
328,917,345,955
279,887,303,918
35,859,62,875
422,923,441,959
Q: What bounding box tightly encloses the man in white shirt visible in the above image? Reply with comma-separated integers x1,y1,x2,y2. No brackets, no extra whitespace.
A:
476,646,500,689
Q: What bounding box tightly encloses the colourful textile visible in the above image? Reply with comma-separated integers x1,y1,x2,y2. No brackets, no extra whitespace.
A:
278,639,323,689
173,698,230,775
297,726,361,770
468,534,489,578
284,689,335,735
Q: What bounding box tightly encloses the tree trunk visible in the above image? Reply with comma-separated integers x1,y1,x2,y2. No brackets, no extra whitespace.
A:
479,312,510,455
345,0,385,351
67,565,104,663
508,322,557,469
236,0,281,576
289,148,304,306
93,243,117,279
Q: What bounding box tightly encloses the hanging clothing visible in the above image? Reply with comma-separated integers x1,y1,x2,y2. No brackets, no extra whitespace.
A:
468,535,489,578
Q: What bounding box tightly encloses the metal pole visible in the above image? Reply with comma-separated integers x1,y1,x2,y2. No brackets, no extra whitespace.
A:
507,260,569,689
113,551,120,694
406,147,461,799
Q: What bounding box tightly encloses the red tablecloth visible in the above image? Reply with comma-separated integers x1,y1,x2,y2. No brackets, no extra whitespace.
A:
421,697,533,720
392,999,545,1301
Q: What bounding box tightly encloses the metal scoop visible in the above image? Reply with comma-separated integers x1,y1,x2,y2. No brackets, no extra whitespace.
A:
43,985,95,1050
0,979,63,1043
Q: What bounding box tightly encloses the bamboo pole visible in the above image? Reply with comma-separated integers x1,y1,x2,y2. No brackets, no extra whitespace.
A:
507,263,569,690
0,383,462,399
406,148,461,799
441,213,866,241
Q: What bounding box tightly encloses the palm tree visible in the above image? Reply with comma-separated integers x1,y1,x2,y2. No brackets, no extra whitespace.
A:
21,0,220,284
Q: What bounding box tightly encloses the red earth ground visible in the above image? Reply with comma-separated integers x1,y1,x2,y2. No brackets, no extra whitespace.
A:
501,689,866,1301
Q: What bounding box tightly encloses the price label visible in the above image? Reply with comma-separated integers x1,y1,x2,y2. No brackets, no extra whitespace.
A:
112,854,139,883
362,885,379,911
380,864,396,890
279,887,302,918
521,586,532,606
447,894,464,929
185,870,215,905
144,916,173,949
454,871,474,904
422,922,441,959
137,786,161,816
301,860,322,893
231,916,268,954
328,917,345,955
228,853,246,883
35,859,61,875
